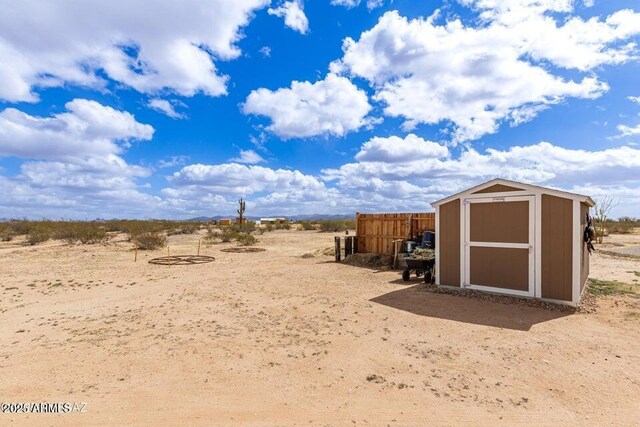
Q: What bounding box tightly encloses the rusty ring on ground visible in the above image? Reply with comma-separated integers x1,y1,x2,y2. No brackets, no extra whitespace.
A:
148,255,216,265
219,247,266,253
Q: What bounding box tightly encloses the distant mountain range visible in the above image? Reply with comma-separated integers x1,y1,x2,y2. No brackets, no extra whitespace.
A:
185,214,355,222
0,214,356,222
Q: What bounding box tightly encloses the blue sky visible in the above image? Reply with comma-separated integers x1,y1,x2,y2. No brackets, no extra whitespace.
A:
1,0,639,219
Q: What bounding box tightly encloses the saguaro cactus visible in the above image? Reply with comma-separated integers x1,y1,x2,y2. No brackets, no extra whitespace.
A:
237,198,246,223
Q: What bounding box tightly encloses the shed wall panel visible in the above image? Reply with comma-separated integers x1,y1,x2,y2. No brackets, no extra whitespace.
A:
439,199,460,287
470,201,529,243
470,247,529,291
541,195,573,301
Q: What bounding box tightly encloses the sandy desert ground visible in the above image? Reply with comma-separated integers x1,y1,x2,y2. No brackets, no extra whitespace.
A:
1,229,639,426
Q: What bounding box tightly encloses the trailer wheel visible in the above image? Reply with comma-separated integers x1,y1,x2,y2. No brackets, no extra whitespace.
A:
424,270,432,283
402,269,410,281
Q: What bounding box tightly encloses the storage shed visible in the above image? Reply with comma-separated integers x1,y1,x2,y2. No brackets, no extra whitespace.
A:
431,179,595,306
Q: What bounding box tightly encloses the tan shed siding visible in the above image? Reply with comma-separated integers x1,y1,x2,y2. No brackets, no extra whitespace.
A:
439,199,461,287
470,247,529,291
472,184,523,194
541,195,573,301
469,201,529,243
580,203,590,292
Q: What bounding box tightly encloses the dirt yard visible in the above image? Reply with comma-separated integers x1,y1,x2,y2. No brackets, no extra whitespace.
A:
1,230,639,425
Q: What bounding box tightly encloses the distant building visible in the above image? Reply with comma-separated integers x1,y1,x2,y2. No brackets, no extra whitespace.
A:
219,219,232,226
256,217,287,226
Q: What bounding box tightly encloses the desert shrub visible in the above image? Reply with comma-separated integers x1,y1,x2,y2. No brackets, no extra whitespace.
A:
26,224,52,245
132,231,167,250
0,226,16,242
264,223,274,232
53,222,108,244
76,224,107,244
236,233,258,246
273,221,291,230
7,221,31,235
167,223,199,236
220,228,239,243
228,222,256,234
318,220,356,232
124,221,165,241
607,217,639,235
300,221,316,231
204,226,222,243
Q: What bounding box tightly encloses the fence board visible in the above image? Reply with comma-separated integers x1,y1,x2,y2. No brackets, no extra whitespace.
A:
355,212,435,254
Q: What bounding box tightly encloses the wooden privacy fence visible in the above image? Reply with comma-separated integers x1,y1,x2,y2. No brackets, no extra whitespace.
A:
355,212,435,255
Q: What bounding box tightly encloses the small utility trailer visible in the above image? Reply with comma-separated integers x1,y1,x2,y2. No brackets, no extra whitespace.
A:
402,257,435,283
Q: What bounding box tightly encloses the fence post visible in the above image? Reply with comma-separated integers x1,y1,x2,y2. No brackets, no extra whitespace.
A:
335,236,341,262
353,236,358,253
345,236,352,256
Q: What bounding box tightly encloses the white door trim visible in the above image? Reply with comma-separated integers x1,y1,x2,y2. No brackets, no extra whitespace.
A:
463,195,535,297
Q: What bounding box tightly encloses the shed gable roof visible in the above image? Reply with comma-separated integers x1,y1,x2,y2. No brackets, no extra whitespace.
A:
431,178,595,207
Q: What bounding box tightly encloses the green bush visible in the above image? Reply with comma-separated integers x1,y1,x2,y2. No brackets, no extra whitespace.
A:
132,231,167,250
236,233,258,246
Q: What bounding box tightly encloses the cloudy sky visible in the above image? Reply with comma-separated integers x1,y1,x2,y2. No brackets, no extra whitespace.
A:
1,0,639,219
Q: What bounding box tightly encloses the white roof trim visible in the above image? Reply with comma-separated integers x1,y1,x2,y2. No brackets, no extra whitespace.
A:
430,178,595,207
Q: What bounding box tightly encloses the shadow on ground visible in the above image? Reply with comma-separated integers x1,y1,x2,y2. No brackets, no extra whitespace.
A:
370,284,572,331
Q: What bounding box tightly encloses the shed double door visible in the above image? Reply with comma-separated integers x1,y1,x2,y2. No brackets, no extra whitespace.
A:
464,196,535,297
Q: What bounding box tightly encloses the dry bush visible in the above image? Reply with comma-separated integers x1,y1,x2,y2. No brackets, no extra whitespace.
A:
132,231,167,250
228,222,256,234
167,223,199,235
220,228,239,243
273,222,291,230
236,233,258,246
318,220,356,232
607,217,639,235
204,226,222,243
55,222,108,244
300,221,316,231
124,221,165,241
264,223,274,232
26,224,53,245
0,226,16,242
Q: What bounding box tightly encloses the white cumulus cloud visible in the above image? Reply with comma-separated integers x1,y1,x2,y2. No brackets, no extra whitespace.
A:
147,99,186,119
331,0,384,10
0,0,269,102
268,0,309,34
231,149,266,164
0,99,153,161
355,134,449,163
243,74,373,139
0,100,160,218
330,3,640,142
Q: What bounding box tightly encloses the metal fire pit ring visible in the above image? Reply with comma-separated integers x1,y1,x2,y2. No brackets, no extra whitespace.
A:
148,255,215,265
219,247,266,253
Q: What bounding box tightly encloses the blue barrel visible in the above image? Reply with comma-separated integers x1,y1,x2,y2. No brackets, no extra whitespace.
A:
422,231,435,249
